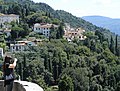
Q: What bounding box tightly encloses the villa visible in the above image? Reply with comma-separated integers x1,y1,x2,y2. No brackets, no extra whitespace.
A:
33,23,58,38
64,26,86,41
0,13,19,28
10,41,37,52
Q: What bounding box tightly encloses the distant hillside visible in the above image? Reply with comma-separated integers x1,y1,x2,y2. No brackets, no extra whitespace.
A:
1,0,120,42
82,16,120,35
55,10,120,42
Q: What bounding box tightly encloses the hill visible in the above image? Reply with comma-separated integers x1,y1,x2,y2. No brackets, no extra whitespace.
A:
0,0,119,42
55,11,120,43
0,0,120,91
82,16,120,35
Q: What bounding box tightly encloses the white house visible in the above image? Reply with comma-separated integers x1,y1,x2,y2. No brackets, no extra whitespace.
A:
10,43,26,52
33,23,58,38
10,41,37,52
0,48,3,57
0,13,19,28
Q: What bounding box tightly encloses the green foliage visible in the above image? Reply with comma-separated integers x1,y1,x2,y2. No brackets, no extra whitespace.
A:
0,42,6,51
49,24,64,40
11,26,24,39
102,49,117,63
13,33,120,90
60,68,89,91
28,32,46,39
109,36,115,54
58,74,74,91
1,0,120,91
11,22,31,40
77,46,91,56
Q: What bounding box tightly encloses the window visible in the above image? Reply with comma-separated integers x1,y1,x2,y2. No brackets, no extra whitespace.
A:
16,46,18,51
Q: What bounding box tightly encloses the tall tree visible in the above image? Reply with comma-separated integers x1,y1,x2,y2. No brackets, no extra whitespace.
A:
23,54,27,80
44,53,49,70
115,35,118,56
49,25,56,40
11,26,24,39
56,24,64,39
109,36,115,54
52,57,59,83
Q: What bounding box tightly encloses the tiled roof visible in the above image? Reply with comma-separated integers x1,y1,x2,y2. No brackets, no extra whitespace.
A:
34,23,58,28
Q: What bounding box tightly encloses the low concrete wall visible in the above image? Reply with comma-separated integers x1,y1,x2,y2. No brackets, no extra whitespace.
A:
0,80,4,91
0,80,44,91
13,81,26,91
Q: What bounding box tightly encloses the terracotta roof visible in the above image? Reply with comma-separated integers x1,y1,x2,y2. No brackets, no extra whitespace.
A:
34,23,58,28
40,24,52,28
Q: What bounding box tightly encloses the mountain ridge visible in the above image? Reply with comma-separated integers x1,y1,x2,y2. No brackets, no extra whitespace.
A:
82,15,120,35
1,0,120,41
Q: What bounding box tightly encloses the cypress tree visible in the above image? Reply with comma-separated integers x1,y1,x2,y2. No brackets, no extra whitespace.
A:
48,58,52,72
52,57,58,82
23,54,27,80
59,24,64,38
58,54,63,76
44,54,49,70
18,62,23,80
109,36,115,54
115,35,118,56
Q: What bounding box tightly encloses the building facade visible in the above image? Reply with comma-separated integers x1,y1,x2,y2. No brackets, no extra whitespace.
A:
0,14,19,28
33,23,58,38
10,44,25,52
0,48,3,57
64,27,86,41
10,41,37,52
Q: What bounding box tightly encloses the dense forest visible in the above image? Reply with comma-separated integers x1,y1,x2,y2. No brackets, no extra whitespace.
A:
0,0,119,91
14,30,120,91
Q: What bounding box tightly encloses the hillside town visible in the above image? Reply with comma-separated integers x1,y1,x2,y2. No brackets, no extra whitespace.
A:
0,13,86,56
0,0,120,91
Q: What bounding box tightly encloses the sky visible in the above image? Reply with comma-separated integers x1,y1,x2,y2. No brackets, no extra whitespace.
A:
32,0,120,18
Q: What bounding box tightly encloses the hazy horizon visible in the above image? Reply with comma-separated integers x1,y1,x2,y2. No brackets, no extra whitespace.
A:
32,0,120,18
